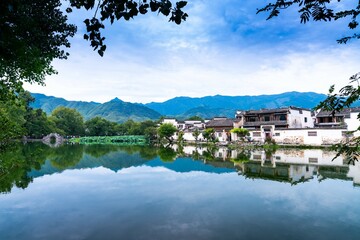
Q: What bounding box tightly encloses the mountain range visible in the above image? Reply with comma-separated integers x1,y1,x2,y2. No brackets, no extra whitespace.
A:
31,92,331,122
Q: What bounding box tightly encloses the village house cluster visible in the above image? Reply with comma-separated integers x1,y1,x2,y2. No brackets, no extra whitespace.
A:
161,106,360,145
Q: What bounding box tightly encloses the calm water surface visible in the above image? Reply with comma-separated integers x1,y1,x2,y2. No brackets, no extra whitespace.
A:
0,143,359,240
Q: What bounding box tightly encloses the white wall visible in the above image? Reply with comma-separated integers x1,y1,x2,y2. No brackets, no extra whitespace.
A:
272,149,345,166
162,119,177,126
345,112,360,132
271,129,344,145
288,109,313,128
249,128,346,145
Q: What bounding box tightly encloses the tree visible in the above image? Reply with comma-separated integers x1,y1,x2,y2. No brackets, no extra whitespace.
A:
203,128,216,143
257,0,360,44
157,123,177,143
258,0,360,162
19,91,57,138
50,107,85,136
316,74,360,162
192,128,201,143
0,98,26,145
85,116,116,136
177,130,184,144
230,128,250,141
0,0,76,100
0,104,25,145
186,116,204,121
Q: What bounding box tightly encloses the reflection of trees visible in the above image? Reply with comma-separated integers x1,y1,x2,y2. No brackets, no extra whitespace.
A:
158,146,177,162
49,144,84,170
263,144,277,160
202,146,218,161
177,144,185,156
119,145,144,155
84,144,119,158
84,144,159,160
231,150,251,163
191,147,201,160
0,143,50,194
139,146,158,160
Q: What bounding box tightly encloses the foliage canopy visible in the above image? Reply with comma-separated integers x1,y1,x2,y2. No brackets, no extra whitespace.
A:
257,0,360,43
157,123,177,143
0,0,76,100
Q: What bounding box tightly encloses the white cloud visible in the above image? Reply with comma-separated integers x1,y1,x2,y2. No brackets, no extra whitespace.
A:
24,0,360,103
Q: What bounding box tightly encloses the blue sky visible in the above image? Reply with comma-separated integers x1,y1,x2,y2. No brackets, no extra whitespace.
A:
24,0,360,103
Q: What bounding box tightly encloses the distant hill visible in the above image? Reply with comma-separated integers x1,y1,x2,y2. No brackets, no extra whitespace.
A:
179,106,236,119
31,91,340,122
31,93,161,123
85,98,162,122
145,92,328,117
31,93,100,116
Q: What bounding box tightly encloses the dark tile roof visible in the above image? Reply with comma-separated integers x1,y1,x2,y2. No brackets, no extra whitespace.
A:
239,106,312,116
316,107,360,118
206,118,234,128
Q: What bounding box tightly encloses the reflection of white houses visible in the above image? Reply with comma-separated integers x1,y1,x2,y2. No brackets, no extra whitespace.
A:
232,148,360,185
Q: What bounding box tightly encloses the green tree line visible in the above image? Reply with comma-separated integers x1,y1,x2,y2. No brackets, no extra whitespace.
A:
0,91,159,146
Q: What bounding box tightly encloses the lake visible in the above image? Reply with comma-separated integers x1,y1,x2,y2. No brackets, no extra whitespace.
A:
0,143,359,240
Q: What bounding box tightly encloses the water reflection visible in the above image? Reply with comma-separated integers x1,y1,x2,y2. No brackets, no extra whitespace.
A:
180,146,360,186
1,143,360,239
0,143,48,193
1,143,359,195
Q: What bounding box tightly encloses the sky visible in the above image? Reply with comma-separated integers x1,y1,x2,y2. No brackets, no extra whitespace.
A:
24,0,360,104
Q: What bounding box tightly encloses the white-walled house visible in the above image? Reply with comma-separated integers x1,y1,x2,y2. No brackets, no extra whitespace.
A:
235,107,314,143
315,108,360,135
161,118,178,127
236,106,314,131
160,107,359,145
205,117,238,142
160,118,205,142
235,107,359,145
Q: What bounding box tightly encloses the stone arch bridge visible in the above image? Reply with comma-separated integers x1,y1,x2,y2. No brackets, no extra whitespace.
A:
42,133,64,147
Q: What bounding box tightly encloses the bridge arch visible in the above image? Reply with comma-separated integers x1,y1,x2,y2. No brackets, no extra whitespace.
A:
42,133,64,147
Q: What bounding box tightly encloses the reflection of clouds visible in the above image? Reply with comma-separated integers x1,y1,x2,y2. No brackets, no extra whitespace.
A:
1,166,360,239
245,178,357,223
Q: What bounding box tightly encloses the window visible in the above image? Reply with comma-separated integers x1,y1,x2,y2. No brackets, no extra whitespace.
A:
275,156,281,160
309,157,318,163
304,117,307,123
299,110,303,114
279,115,286,121
248,117,256,122
274,132,280,136
308,131,317,136
252,132,261,137
264,116,270,121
